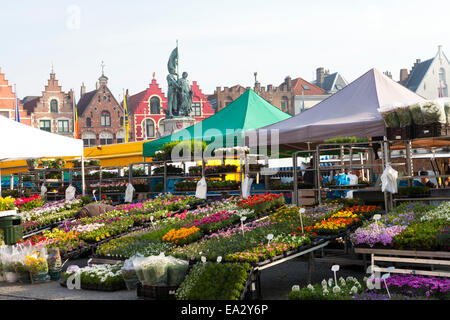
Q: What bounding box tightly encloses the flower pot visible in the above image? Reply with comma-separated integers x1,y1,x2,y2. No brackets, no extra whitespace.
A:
18,272,32,284
4,272,18,283
49,269,62,281
31,272,48,283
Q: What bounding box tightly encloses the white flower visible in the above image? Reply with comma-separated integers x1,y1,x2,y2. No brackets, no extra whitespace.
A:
350,286,358,294
328,279,333,287
321,279,327,286
323,289,329,295
307,284,314,291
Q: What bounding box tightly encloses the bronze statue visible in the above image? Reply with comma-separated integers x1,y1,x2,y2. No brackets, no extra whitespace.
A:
166,44,193,118
178,72,193,116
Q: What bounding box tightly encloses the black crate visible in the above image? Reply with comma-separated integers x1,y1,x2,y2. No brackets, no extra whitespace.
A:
136,282,178,300
386,126,413,141
413,123,440,138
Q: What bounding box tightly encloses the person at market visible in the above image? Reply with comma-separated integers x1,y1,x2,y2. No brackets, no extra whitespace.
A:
302,158,316,186
419,171,436,188
444,176,450,188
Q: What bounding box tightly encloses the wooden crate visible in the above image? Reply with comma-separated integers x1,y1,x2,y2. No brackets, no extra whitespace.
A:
298,189,316,206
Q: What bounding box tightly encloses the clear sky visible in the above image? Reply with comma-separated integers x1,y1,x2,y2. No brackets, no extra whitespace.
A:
1,0,450,101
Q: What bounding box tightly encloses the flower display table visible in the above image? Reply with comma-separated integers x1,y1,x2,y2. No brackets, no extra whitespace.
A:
354,247,450,278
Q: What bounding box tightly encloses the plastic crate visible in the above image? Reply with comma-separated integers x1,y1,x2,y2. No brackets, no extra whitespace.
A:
136,282,178,300
413,123,442,138
386,126,414,141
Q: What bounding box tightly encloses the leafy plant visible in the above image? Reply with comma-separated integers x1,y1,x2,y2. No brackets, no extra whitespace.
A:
175,262,251,300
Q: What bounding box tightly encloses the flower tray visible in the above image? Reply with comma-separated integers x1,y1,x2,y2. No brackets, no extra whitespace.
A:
81,282,125,291
136,282,178,300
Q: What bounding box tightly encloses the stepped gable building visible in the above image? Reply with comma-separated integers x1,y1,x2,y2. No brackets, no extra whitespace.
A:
77,70,124,147
125,75,215,141
22,71,75,137
214,74,328,115
0,67,31,125
399,46,450,99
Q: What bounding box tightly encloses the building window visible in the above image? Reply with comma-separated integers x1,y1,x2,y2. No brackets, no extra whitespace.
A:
101,111,111,126
39,120,51,132
280,96,289,111
82,132,96,147
144,119,155,138
86,117,91,127
191,102,201,116
150,97,161,114
58,120,69,133
120,116,124,127
50,99,58,113
99,131,113,145
116,130,125,144
0,111,9,118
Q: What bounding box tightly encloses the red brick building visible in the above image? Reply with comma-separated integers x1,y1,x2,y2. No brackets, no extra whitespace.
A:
126,76,215,141
77,72,125,146
22,72,75,137
0,67,31,125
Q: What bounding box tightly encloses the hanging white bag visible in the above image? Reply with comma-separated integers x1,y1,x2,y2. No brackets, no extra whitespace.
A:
125,183,135,203
195,177,207,199
40,184,47,198
65,184,76,200
241,176,254,199
381,165,398,194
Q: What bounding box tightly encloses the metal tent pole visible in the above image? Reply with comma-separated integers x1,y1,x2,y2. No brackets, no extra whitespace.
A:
81,155,86,196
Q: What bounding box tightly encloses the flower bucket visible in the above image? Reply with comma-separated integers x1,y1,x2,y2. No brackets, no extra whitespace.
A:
4,272,18,283
49,269,62,281
18,272,32,284
31,272,48,283
124,278,139,291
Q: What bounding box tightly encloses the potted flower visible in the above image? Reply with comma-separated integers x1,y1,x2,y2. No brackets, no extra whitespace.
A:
25,250,49,283
0,196,16,217
26,158,40,170
47,247,62,281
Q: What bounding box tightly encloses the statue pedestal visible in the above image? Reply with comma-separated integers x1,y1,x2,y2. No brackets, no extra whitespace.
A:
160,117,196,137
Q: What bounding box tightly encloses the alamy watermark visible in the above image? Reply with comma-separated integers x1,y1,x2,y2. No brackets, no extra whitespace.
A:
66,5,81,30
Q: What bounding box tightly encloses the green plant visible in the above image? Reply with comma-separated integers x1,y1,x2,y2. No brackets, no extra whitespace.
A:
392,220,448,250
175,262,251,300
154,139,207,161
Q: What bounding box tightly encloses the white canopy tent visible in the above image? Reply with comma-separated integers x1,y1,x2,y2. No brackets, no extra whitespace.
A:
247,69,427,149
0,115,85,195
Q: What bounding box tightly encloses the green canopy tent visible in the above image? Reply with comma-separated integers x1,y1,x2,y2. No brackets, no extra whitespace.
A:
142,89,291,157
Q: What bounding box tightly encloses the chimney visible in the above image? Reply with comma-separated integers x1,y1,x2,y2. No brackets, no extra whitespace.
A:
284,76,291,90
316,67,325,88
80,82,86,97
399,69,409,83
383,71,392,79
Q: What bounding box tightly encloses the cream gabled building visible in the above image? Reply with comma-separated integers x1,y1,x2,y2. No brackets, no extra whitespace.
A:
400,46,450,99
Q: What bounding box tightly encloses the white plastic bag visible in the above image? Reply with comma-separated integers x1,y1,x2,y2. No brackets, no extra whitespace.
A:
65,185,76,200
241,176,254,199
125,183,135,203
40,184,47,198
195,177,207,199
381,165,398,194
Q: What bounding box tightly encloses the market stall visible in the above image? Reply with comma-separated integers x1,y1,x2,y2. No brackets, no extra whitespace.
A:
0,115,85,196
142,88,291,157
